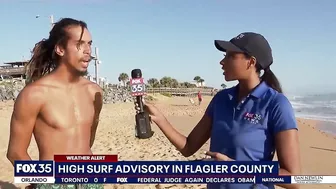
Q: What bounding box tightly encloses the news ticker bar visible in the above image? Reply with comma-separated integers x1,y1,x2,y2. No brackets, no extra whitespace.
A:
14,176,336,184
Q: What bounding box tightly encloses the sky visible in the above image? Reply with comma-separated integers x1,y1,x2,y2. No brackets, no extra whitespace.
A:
0,0,335,95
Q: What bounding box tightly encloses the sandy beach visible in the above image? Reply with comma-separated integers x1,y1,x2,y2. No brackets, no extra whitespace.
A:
0,95,335,189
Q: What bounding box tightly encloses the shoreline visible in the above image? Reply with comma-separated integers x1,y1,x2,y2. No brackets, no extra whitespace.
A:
296,117,336,138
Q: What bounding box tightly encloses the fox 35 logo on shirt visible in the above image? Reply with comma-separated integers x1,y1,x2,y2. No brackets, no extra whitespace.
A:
244,112,262,124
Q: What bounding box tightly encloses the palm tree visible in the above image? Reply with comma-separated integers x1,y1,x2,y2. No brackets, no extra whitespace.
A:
221,83,227,89
193,76,201,85
199,78,205,86
118,73,129,87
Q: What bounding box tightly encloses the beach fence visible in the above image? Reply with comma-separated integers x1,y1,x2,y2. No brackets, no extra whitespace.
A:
146,87,215,97
105,85,217,98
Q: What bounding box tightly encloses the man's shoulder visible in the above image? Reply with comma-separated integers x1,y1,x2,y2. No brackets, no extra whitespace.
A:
23,80,50,95
16,82,48,106
81,79,103,97
82,80,103,108
85,80,103,93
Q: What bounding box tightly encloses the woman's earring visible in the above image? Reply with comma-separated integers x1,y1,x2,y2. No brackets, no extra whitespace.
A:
260,69,265,76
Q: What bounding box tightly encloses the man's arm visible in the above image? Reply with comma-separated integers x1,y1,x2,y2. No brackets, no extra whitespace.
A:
6,85,43,165
89,84,103,148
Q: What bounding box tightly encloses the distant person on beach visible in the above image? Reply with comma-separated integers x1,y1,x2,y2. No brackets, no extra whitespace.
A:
189,98,195,105
135,32,301,189
6,18,103,189
197,90,202,105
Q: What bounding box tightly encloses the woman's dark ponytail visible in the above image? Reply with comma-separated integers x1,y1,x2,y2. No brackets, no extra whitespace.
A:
245,53,283,94
261,68,283,93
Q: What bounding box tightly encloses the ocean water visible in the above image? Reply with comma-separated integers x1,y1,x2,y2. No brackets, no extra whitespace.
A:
288,93,336,136
288,93,336,123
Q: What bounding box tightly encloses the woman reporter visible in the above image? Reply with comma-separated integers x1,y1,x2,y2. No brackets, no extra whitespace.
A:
136,32,301,189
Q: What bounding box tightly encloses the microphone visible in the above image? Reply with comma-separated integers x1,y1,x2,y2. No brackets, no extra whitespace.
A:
130,69,154,139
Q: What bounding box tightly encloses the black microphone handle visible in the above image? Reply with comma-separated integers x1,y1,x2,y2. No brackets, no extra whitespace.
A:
136,96,144,113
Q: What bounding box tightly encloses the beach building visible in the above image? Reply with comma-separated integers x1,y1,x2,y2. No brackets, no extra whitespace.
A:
191,80,206,87
0,61,27,80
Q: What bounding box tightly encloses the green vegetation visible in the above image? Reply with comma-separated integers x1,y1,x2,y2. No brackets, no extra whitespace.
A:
0,81,15,87
118,73,129,87
116,73,214,98
144,95,156,101
160,92,172,97
193,76,205,86
146,75,203,88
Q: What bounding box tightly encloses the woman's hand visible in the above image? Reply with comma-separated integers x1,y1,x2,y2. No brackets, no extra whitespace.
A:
134,98,166,125
205,151,235,161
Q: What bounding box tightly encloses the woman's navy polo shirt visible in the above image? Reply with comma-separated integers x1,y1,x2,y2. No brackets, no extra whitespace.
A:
206,82,298,189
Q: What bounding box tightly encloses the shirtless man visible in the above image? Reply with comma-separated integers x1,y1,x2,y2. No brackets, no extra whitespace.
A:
6,18,103,189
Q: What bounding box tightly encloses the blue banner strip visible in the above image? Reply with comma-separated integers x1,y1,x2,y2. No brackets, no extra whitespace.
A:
55,161,279,175
14,160,280,177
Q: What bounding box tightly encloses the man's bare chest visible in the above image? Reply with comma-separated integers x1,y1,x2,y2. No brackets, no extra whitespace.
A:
39,93,95,129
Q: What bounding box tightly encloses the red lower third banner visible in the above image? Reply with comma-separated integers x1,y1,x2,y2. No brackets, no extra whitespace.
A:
54,155,118,162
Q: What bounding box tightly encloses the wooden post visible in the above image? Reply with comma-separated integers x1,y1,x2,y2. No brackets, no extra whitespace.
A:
94,47,99,85
49,15,54,29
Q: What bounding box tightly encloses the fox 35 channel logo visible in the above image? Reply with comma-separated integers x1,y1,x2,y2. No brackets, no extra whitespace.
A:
15,161,53,176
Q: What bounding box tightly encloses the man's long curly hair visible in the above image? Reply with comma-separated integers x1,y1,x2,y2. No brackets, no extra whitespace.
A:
25,18,87,83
